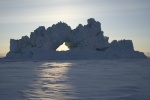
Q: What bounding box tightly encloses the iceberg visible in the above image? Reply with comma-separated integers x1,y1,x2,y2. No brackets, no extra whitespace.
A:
6,18,147,59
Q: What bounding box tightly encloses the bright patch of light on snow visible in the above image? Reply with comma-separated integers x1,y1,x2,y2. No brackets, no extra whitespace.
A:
24,62,76,99
46,62,73,67
56,43,69,51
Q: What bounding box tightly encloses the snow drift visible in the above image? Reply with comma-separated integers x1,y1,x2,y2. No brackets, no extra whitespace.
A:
6,18,147,59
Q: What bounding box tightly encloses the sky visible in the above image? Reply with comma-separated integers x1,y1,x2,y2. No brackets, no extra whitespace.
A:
0,0,150,56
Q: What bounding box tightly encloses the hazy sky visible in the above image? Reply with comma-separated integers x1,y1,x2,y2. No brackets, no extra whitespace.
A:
0,0,150,56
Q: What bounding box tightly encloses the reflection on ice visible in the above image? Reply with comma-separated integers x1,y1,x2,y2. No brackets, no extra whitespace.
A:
23,62,76,100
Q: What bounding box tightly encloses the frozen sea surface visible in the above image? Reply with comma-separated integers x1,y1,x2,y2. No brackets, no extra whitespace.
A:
0,59,150,100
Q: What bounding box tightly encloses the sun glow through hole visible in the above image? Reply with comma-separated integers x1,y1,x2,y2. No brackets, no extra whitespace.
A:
56,42,69,51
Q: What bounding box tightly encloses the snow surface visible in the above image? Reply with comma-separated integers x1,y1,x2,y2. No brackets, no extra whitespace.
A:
0,59,150,100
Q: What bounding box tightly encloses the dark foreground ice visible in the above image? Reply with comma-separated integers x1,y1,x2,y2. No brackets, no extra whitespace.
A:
0,59,150,100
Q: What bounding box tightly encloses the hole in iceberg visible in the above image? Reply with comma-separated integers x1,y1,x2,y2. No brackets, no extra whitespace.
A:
56,42,69,51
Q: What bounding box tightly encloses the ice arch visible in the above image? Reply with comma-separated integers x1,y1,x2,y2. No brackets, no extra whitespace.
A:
6,18,147,59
